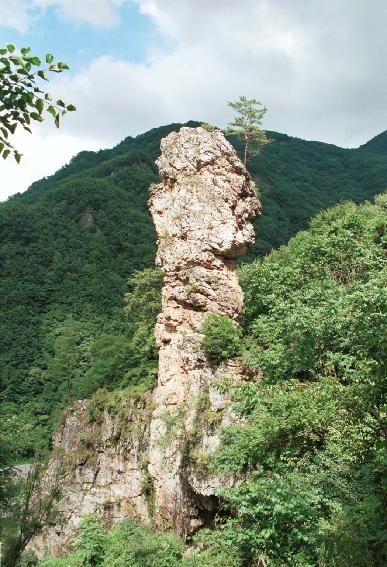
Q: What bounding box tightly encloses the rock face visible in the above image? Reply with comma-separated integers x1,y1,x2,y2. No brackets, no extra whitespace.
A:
31,127,259,557
30,395,154,558
148,127,260,536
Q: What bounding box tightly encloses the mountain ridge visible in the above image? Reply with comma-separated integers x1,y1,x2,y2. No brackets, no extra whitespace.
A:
6,125,386,203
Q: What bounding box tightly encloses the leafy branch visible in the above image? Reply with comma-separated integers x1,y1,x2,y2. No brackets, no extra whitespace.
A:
0,44,76,162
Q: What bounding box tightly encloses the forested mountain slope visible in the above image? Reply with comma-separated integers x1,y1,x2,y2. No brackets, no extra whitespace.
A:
0,123,386,457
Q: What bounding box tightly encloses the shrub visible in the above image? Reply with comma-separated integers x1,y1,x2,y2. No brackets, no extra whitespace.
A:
38,518,184,567
103,519,184,567
201,315,241,364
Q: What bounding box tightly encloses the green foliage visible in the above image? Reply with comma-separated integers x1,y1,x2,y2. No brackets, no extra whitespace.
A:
201,314,241,364
77,334,132,397
16,550,38,566
0,410,17,511
182,530,242,567
200,122,218,132
39,517,105,567
86,382,151,425
195,195,386,566
0,121,385,467
359,130,387,155
25,195,387,567
0,44,75,161
226,95,269,163
246,129,387,256
39,517,184,567
102,519,184,567
73,516,105,566
123,268,163,383
38,559,71,567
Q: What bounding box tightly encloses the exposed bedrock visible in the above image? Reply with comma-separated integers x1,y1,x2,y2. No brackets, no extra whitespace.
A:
30,126,260,557
148,126,260,536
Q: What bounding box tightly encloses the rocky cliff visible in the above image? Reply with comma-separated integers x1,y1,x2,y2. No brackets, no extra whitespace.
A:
31,127,260,558
148,127,259,536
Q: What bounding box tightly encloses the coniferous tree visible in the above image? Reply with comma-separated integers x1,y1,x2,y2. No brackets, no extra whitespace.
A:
226,95,269,164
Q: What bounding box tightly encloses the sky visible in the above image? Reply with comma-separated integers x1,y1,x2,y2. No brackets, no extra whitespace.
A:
0,0,386,201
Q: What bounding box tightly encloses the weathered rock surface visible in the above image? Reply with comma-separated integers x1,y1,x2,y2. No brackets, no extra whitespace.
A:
30,396,153,558
31,127,260,557
148,127,260,536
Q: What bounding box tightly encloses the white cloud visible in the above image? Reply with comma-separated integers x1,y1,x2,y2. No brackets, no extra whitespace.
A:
1,0,386,200
33,0,125,27
51,0,387,146
0,0,126,31
56,0,387,146
0,0,32,33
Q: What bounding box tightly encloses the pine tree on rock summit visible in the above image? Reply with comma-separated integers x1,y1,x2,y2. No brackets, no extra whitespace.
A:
227,95,269,164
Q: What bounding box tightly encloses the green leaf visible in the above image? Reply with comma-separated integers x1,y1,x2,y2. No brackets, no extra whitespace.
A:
21,47,31,55
30,56,41,66
66,104,76,112
47,105,56,118
55,113,60,128
7,44,15,53
2,149,11,159
10,56,22,65
56,99,65,108
30,112,44,122
45,53,54,64
14,151,22,163
37,70,48,81
6,123,17,134
35,98,44,115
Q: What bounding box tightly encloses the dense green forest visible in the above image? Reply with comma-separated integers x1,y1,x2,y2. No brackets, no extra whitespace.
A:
0,124,386,462
24,194,386,566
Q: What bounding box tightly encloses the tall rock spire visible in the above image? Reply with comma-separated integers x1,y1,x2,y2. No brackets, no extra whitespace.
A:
29,127,260,558
148,126,260,536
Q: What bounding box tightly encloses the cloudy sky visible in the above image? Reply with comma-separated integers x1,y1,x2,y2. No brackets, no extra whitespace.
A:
0,0,386,200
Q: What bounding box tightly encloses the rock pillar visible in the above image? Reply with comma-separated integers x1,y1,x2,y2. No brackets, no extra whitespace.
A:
148,127,260,536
